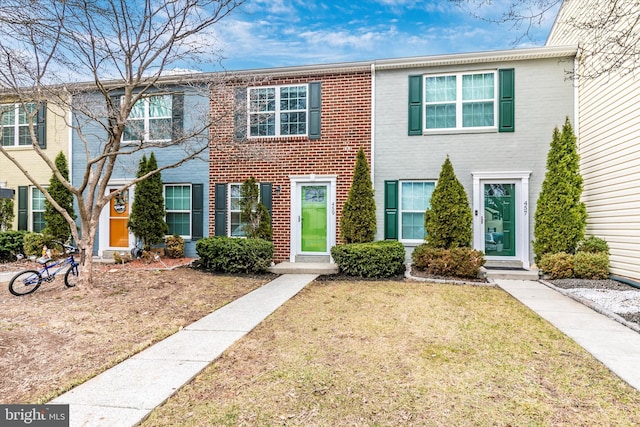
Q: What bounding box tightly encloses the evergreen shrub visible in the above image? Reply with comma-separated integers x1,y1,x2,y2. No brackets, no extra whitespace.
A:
330,241,405,278
196,236,273,274
533,118,586,261
43,151,76,241
538,252,574,279
573,252,609,280
424,156,473,249
577,236,609,254
165,235,185,258
340,148,376,243
0,230,26,262
23,232,55,257
412,244,485,278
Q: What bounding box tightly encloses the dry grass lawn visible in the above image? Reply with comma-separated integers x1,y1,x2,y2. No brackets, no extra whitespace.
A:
0,264,270,404
142,280,640,426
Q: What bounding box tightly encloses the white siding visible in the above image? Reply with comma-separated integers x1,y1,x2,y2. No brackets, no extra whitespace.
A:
548,0,640,280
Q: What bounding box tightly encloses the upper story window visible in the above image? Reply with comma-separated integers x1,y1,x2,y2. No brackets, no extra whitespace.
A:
1,102,37,147
123,94,172,143
248,85,308,137
424,71,497,131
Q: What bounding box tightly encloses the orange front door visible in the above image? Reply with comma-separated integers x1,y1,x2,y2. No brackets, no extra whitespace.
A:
109,190,130,247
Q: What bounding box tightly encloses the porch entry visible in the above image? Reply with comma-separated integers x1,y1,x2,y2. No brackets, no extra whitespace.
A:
472,172,530,268
290,176,337,262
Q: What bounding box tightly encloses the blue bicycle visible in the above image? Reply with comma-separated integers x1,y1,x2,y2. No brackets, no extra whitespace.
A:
9,242,79,296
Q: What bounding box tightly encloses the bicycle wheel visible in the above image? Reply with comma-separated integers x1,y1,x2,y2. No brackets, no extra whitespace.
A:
9,270,43,296
64,265,79,288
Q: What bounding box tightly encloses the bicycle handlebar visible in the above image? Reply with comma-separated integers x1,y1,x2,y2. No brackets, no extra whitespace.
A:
53,241,79,254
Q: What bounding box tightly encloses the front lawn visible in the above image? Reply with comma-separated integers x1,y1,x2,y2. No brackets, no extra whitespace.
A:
143,280,640,426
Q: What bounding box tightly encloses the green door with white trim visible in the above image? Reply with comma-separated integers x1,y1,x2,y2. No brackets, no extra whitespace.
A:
484,183,516,257
301,185,328,252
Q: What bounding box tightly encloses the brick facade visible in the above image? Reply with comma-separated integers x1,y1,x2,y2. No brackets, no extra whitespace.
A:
209,68,372,262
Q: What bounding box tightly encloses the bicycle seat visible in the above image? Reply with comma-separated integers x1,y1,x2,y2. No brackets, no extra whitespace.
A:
36,256,52,265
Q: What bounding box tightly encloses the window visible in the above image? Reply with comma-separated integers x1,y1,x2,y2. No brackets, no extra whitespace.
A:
164,184,191,238
228,182,261,237
31,187,46,233
1,103,37,147
425,71,496,131
229,184,245,237
124,95,172,143
248,85,307,137
400,181,435,241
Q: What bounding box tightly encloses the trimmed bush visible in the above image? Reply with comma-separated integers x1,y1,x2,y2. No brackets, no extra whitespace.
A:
165,235,185,259
574,252,609,279
331,241,405,278
340,148,376,243
538,252,574,279
577,236,609,254
196,236,273,274
23,232,56,257
412,244,485,278
0,230,27,262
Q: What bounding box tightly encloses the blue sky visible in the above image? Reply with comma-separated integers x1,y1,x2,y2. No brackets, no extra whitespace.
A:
209,0,561,71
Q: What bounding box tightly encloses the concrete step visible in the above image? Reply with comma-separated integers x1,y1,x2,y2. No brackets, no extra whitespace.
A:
268,262,338,275
485,268,539,281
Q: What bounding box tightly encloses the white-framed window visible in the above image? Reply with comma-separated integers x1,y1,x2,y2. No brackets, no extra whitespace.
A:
1,102,37,147
248,85,308,137
228,182,263,237
31,187,46,233
164,184,191,238
124,94,172,143
400,181,436,242
424,71,497,131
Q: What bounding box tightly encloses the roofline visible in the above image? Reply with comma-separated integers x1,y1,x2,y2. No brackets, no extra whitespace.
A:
372,44,577,70
2,45,578,93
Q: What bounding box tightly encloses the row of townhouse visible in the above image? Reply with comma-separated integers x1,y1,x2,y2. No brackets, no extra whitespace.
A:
0,44,577,273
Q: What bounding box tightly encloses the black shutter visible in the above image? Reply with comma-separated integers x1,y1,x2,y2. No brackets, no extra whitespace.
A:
172,93,184,141
214,183,227,236
499,69,515,132
18,186,28,231
308,82,321,140
191,183,203,240
408,76,423,136
384,180,398,240
259,183,272,219
234,88,247,142
36,102,46,149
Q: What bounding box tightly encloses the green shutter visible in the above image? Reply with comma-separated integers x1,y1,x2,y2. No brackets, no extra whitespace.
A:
172,93,184,141
259,183,272,218
499,68,515,132
18,186,28,231
408,75,423,136
36,102,46,149
191,183,203,240
214,183,227,236
384,180,398,240
234,88,247,142
308,82,321,140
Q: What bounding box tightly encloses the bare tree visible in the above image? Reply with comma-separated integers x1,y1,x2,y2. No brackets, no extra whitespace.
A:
452,0,640,78
0,0,245,287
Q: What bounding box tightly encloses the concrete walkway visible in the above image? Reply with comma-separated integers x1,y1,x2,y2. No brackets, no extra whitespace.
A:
496,279,640,392
50,274,318,427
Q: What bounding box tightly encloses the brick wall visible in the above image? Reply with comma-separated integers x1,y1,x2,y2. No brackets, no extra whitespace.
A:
209,70,372,262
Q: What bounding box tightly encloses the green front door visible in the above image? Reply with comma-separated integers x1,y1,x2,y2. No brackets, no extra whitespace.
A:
484,183,516,257
301,185,328,252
